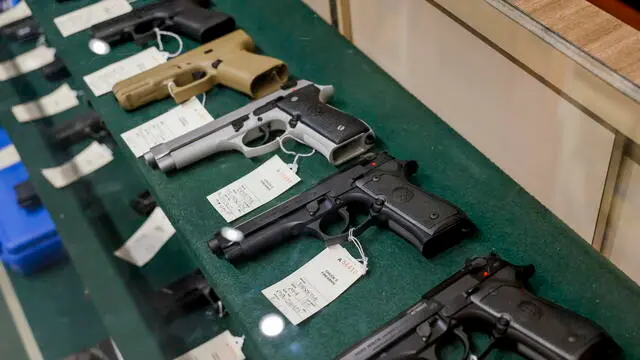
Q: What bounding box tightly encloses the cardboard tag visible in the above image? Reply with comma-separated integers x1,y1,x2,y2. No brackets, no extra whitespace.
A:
0,46,56,81
114,207,176,266
41,141,113,188
262,245,365,325
174,330,245,360
0,144,21,171
121,98,214,157
11,84,79,123
0,2,32,28
83,47,167,96
207,156,301,222
54,0,133,37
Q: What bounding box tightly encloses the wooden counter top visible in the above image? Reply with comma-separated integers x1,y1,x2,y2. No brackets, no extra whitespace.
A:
511,0,640,87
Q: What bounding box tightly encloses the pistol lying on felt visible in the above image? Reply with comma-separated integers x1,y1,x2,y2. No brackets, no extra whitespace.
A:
111,29,288,110
336,254,621,360
209,152,474,264
90,0,235,49
143,79,376,172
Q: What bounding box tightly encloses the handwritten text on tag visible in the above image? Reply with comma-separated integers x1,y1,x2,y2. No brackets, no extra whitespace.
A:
207,156,301,222
54,0,132,37
41,141,113,188
121,98,213,157
11,84,79,123
83,47,167,96
262,245,365,325
114,207,176,266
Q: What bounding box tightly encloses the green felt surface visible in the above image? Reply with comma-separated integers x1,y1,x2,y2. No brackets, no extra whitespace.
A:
0,37,241,358
5,261,107,360
0,279,30,360
17,0,640,359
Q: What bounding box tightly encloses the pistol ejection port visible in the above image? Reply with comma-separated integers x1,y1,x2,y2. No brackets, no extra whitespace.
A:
88,38,111,55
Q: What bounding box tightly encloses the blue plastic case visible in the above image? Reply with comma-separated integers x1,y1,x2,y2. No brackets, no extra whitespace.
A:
0,129,66,274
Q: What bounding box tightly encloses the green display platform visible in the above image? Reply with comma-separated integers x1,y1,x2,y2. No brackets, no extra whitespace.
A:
0,37,241,358
1,261,107,360
10,0,640,358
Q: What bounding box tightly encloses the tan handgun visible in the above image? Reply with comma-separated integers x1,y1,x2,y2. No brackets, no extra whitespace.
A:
112,29,289,110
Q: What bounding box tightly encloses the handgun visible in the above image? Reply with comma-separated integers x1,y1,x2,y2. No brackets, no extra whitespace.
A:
89,0,235,49
209,152,474,264
42,57,70,82
0,16,41,42
149,269,225,323
49,110,108,149
335,253,621,360
112,29,288,110
143,79,375,172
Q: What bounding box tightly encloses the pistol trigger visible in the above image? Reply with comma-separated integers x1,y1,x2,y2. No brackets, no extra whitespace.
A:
258,124,272,146
337,207,350,232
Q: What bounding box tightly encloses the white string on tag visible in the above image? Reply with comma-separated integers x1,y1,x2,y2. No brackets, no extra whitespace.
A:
277,134,315,173
347,228,368,273
154,28,183,59
201,92,206,107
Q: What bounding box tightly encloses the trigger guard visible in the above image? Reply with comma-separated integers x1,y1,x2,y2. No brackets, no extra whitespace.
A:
453,327,471,360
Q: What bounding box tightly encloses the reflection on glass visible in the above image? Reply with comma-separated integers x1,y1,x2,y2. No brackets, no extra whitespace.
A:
259,313,285,337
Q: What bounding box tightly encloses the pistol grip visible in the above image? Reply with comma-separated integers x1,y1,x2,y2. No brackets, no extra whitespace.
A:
217,51,288,98
470,284,621,360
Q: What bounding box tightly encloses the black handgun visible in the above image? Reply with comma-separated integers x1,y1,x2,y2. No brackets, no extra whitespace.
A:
89,0,235,48
0,17,41,42
42,57,70,82
149,269,225,322
336,254,621,360
209,152,474,264
49,110,108,148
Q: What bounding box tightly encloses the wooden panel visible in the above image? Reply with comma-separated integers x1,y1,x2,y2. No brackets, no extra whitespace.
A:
512,0,640,85
302,0,332,23
350,0,615,241
603,156,640,284
430,0,640,147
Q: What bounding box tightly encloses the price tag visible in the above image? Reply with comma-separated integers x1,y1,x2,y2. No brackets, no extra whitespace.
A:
262,245,365,325
174,330,245,360
11,84,79,123
0,46,56,81
121,98,214,157
54,0,133,37
207,156,301,222
41,141,113,188
114,207,176,266
0,144,20,171
83,47,167,96
0,2,31,28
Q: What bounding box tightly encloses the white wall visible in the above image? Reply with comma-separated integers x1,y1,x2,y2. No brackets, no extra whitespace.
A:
348,0,615,241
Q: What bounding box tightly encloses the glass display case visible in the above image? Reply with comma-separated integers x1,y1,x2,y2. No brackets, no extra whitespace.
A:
0,0,639,359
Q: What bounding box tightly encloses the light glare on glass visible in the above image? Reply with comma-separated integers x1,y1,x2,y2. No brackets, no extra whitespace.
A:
88,38,111,55
259,313,285,337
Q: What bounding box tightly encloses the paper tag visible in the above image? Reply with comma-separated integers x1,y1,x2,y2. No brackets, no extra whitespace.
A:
207,156,301,222
114,207,176,266
121,98,214,157
83,47,167,96
54,0,133,37
0,46,57,81
0,144,21,171
262,245,365,325
0,2,32,28
175,330,245,360
11,84,80,123
41,141,113,188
